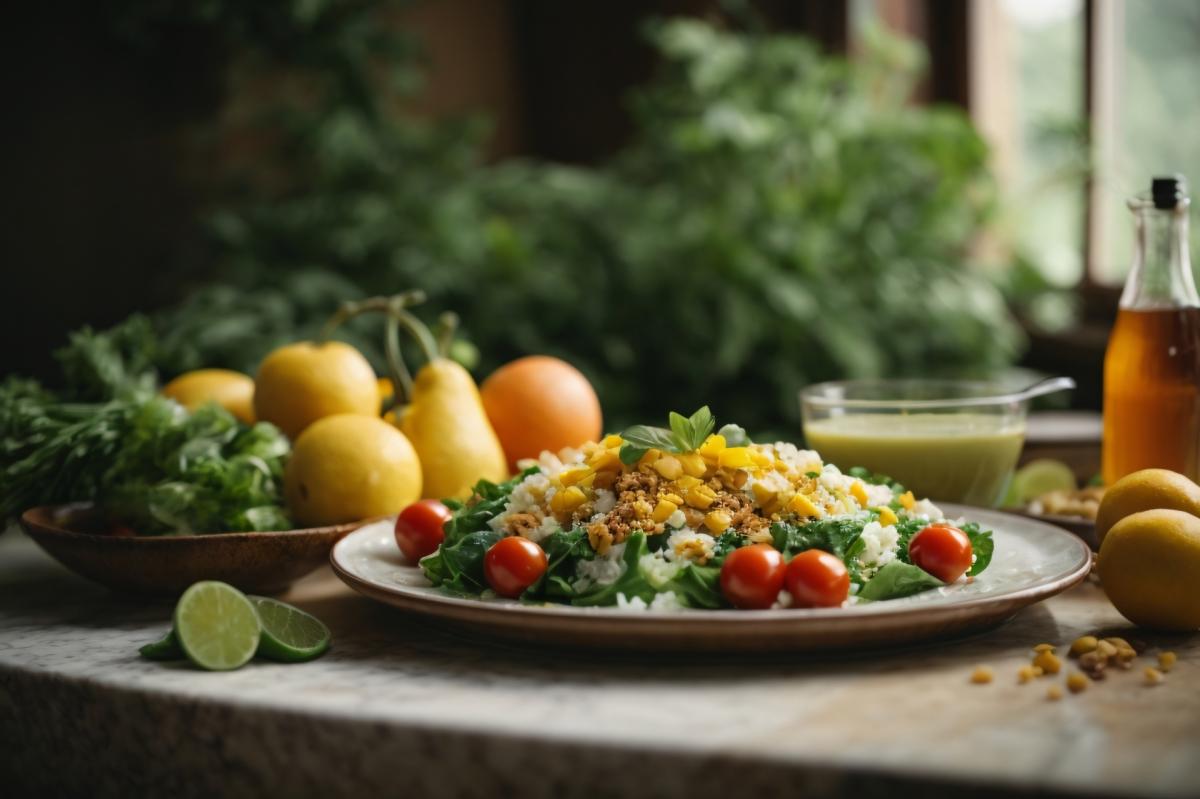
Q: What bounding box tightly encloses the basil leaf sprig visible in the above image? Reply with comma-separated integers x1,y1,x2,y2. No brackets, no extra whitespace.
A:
619,406,715,464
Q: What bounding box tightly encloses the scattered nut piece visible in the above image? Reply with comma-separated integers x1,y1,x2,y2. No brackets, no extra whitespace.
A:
1069,636,1098,657
1144,667,1165,686
970,666,994,684
1096,640,1118,659
1033,650,1063,675
1017,665,1040,684
1159,651,1178,672
1033,643,1056,654
1066,672,1089,694
1046,685,1064,701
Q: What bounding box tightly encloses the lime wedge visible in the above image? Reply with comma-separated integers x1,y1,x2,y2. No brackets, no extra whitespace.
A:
248,596,331,663
1005,459,1077,507
173,581,261,671
138,629,184,661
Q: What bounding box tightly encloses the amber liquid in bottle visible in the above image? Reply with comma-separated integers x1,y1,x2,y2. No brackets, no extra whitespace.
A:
1101,177,1200,484
1102,307,1200,483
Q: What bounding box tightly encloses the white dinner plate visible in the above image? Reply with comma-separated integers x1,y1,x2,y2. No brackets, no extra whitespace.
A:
330,504,1092,652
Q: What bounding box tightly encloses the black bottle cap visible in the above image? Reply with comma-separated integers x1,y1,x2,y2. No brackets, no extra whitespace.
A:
1152,175,1187,209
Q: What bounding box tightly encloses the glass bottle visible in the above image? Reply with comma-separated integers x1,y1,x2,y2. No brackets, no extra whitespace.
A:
1102,176,1200,484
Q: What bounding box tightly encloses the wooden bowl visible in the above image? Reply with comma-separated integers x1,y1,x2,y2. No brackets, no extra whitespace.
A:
19,504,366,596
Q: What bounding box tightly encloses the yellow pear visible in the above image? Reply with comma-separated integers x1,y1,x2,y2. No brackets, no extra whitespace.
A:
1095,468,1200,545
400,359,509,499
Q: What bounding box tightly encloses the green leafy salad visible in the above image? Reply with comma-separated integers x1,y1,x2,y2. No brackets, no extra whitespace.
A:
420,409,994,610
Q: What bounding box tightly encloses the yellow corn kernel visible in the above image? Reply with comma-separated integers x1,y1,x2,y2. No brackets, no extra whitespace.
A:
587,448,623,472
1159,651,1178,672
749,449,774,469
661,492,684,506
698,434,727,458
849,480,869,507
579,473,596,488
638,449,662,467
718,447,753,469
1069,636,1098,657
601,434,623,448
899,490,915,510
877,506,898,526
1033,651,1062,675
653,456,683,480
763,497,783,517
550,486,587,514
558,465,591,486
675,475,703,490
685,485,717,510
787,493,824,518
652,499,679,524
969,666,993,685
678,452,708,478
752,483,777,505
703,510,732,533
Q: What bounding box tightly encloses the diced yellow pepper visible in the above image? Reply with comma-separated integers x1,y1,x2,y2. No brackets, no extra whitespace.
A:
653,455,683,480
787,493,823,518
638,449,662,467
558,465,591,486
661,492,684,506
550,486,587,514
718,447,753,469
850,480,869,507
652,499,678,524
899,490,915,510
579,473,596,489
678,452,708,478
749,449,774,469
703,510,732,533
675,475,703,490
698,434,727,458
877,506,899,526
752,483,776,505
685,485,717,510
587,448,623,472
601,434,624,448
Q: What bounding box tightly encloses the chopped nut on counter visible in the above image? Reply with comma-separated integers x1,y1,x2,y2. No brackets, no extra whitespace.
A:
1046,685,1064,701
1033,643,1056,654
1066,673,1089,694
1144,667,1165,686
970,666,994,685
1159,651,1178,672
1017,665,1043,684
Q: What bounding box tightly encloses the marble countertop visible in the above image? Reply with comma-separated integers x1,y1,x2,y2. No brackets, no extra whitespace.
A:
2,528,1199,798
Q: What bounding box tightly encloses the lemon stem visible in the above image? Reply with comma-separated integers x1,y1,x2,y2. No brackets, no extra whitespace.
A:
382,311,413,410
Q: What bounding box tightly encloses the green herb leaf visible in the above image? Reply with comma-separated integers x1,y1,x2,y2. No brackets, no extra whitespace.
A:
964,523,995,576
857,561,945,601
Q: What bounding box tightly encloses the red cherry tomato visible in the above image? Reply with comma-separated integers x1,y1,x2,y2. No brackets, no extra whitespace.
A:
784,549,850,608
720,544,786,610
908,524,973,583
484,536,548,598
394,500,452,562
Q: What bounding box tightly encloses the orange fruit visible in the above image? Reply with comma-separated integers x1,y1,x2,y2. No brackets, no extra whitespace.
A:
162,369,256,424
480,356,602,469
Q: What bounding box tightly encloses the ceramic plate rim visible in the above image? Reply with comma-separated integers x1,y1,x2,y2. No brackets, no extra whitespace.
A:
331,504,1093,626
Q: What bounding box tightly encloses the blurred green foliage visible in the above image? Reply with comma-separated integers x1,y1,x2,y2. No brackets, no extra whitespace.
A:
111,2,1024,431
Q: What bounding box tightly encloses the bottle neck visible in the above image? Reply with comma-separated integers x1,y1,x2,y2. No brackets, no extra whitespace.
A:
1120,200,1197,309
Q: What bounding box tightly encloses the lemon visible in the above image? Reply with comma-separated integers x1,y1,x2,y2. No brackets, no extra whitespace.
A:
1095,468,1200,545
284,413,421,527
162,369,257,424
1097,508,1200,631
254,341,379,440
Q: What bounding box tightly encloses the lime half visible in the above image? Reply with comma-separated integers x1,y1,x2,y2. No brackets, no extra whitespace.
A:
138,629,184,661
249,596,331,663
174,581,261,671
1005,459,1077,507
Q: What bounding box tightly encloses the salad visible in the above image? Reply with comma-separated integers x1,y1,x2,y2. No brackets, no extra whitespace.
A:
414,408,994,611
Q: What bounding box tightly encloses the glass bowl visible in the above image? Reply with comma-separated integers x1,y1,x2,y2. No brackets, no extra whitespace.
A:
799,379,1033,507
